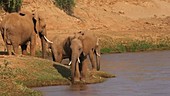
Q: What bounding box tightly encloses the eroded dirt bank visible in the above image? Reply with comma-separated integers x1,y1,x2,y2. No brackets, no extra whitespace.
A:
1,0,170,52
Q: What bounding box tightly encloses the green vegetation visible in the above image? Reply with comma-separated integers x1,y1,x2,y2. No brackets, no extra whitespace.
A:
0,57,68,96
54,0,75,15
100,35,170,54
114,40,154,53
0,56,114,96
0,1,2,7
0,0,22,13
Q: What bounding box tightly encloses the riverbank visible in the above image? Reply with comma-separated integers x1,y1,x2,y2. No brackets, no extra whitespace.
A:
99,31,170,54
0,55,114,96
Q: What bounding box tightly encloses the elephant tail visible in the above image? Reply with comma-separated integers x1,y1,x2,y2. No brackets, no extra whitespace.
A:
3,27,11,45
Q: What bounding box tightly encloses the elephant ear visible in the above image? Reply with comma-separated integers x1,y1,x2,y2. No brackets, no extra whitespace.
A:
66,35,73,46
32,12,39,33
33,12,46,35
79,33,89,56
68,35,74,41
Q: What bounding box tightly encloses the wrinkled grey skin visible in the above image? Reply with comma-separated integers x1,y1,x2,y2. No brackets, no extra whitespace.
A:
0,11,48,58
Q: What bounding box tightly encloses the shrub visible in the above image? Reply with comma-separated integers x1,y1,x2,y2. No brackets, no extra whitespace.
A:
101,48,113,54
0,1,3,10
100,37,170,54
54,0,75,15
0,0,22,13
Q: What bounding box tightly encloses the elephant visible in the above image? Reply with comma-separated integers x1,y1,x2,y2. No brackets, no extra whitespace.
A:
48,35,73,63
0,11,52,58
69,31,101,83
44,31,100,83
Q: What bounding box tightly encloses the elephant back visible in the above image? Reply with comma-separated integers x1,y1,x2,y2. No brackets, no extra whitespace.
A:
79,32,98,54
1,12,35,45
2,12,33,27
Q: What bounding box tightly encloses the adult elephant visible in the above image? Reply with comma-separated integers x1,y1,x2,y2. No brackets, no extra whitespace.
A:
70,31,101,83
0,11,51,58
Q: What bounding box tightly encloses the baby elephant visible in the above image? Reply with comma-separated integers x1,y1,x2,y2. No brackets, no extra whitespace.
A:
47,35,74,63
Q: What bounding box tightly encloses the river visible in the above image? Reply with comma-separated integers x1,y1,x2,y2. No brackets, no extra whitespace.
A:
34,51,170,96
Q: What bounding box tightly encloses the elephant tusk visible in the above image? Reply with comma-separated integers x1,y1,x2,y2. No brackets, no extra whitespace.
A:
68,58,80,65
68,61,72,65
96,52,101,57
96,38,100,46
78,58,80,63
43,35,53,44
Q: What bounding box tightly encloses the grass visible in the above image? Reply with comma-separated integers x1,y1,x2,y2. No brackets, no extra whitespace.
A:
0,80,41,96
54,0,75,15
0,56,114,96
101,48,113,53
0,0,22,13
114,40,154,53
100,35,170,54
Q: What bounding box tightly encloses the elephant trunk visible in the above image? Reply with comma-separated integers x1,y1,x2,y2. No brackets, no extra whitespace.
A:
39,29,47,58
71,52,81,83
71,55,77,83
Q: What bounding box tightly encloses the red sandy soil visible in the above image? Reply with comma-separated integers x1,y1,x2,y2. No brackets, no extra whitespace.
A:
0,0,170,50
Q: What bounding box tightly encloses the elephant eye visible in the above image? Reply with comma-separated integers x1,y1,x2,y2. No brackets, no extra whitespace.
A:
79,48,81,51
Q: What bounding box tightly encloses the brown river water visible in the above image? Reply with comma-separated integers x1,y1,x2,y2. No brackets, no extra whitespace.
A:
34,51,170,96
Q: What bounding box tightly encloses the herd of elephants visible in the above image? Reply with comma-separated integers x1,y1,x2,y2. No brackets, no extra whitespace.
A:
0,11,101,83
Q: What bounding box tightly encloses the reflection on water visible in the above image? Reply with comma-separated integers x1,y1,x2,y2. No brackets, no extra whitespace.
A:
69,84,87,91
34,51,170,96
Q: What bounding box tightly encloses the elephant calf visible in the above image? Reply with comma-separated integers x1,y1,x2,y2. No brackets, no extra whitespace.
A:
47,35,73,63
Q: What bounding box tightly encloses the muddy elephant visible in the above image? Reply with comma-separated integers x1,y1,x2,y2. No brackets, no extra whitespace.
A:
0,11,51,58
70,31,101,83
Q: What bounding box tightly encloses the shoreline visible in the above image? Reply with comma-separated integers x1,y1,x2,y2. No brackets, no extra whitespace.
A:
0,56,115,96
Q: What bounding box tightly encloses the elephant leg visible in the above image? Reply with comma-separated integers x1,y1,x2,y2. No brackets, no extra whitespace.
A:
56,53,63,63
21,44,28,55
12,44,19,55
89,50,97,71
81,56,88,82
95,46,101,71
30,36,36,56
6,44,12,55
